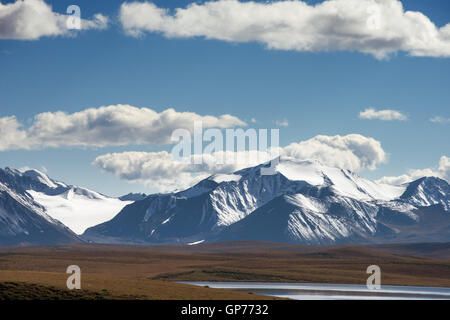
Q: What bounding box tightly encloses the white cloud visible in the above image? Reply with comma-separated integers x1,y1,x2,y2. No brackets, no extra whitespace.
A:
119,0,450,59
0,116,28,151
359,108,407,121
430,116,450,124
93,151,195,192
93,150,274,192
0,0,108,40
94,133,387,192
282,134,386,171
438,156,450,181
275,119,289,127
0,105,246,151
377,156,450,185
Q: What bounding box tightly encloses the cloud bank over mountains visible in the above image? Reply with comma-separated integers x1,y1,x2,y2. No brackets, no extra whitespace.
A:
0,101,445,191
93,134,388,192
0,105,246,151
0,0,108,40
119,0,450,59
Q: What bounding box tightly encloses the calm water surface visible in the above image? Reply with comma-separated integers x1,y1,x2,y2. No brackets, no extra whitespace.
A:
180,281,450,300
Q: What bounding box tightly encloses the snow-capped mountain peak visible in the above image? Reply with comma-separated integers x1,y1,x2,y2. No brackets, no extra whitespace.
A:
208,173,242,184
84,157,449,245
119,193,148,201
0,167,132,236
21,169,63,189
400,176,450,210
236,157,406,202
0,178,80,246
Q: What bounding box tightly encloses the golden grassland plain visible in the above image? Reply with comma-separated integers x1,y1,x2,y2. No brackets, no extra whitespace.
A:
0,241,449,299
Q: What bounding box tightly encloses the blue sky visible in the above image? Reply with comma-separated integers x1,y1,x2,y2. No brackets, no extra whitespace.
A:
0,0,449,196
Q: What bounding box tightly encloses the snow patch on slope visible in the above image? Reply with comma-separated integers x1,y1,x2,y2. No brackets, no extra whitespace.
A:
209,174,241,183
275,160,324,185
285,194,326,213
187,240,205,245
21,169,67,189
352,176,405,201
408,183,449,210
27,189,131,234
287,210,351,243
283,193,379,243
275,158,405,201
0,181,59,236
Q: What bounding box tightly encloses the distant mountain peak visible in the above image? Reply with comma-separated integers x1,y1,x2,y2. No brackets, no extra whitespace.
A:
21,169,60,189
0,173,81,246
119,193,148,201
400,175,449,210
0,167,132,238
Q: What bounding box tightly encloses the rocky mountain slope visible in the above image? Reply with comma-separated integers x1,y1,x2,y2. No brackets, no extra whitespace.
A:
83,158,450,245
0,173,80,246
0,167,131,245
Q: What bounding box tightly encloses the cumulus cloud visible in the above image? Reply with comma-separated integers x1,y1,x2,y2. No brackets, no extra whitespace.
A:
93,134,387,192
359,108,407,121
430,116,450,124
0,0,108,40
377,156,450,185
439,156,450,180
119,0,450,59
0,116,28,150
93,150,275,191
0,105,246,151
282,134,386,171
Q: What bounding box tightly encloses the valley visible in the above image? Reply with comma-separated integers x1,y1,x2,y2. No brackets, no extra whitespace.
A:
0,241,449,299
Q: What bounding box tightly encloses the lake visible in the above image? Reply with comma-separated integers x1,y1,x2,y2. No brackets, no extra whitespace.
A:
180,281,450,300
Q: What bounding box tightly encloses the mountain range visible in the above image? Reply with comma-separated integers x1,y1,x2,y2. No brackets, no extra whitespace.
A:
0,167,130,244
0,158,449,246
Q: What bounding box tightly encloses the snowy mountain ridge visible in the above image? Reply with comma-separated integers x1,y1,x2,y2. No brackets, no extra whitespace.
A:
0,158,448,246
0,178,80,245
83,157,450,245
0,167,131,236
